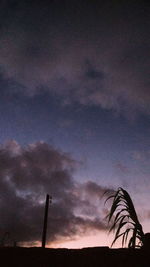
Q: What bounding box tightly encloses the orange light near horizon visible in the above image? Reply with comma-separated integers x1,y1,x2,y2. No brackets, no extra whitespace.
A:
23,220,150,249
47,231,120,249
47,218,150,249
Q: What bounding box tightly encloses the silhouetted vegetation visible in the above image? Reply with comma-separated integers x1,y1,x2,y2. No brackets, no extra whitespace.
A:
106,187,150,249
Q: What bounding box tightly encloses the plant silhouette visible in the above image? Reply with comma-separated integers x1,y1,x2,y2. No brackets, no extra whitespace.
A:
105,187,150,248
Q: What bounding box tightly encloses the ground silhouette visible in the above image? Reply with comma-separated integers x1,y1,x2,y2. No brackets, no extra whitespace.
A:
0,246,150,267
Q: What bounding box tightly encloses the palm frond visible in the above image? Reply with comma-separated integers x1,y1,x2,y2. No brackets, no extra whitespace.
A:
105,187,144,248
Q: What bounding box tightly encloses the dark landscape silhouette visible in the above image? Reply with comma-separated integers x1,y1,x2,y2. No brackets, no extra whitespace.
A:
0,246,150,267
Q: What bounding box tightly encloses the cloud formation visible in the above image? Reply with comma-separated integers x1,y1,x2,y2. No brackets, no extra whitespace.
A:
0,140,112,246
0,1,149,116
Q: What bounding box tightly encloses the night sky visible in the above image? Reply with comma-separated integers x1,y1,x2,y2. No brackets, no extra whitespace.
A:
0,0,150,248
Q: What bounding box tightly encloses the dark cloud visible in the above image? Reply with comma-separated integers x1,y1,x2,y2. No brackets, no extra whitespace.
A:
0,140,112,245
0,1,149,116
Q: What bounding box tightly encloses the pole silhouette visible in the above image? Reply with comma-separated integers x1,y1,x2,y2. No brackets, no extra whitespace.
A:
42,194,52,248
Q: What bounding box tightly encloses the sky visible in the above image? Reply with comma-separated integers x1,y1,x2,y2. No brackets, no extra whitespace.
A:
0,0,150,248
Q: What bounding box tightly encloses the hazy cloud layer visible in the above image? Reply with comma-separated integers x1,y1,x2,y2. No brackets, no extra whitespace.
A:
0,1,149,116
0,140,112,245
114,161,129,174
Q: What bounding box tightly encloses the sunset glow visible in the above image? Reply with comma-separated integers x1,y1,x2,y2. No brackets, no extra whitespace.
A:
0,0,149,249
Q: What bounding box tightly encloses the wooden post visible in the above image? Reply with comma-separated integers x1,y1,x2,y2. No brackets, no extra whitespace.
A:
42,194,51,248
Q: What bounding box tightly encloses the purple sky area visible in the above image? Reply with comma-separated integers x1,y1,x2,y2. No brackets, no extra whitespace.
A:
0,0,150,247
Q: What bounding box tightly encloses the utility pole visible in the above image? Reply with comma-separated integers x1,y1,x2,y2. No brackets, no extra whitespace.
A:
42,194,52,248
